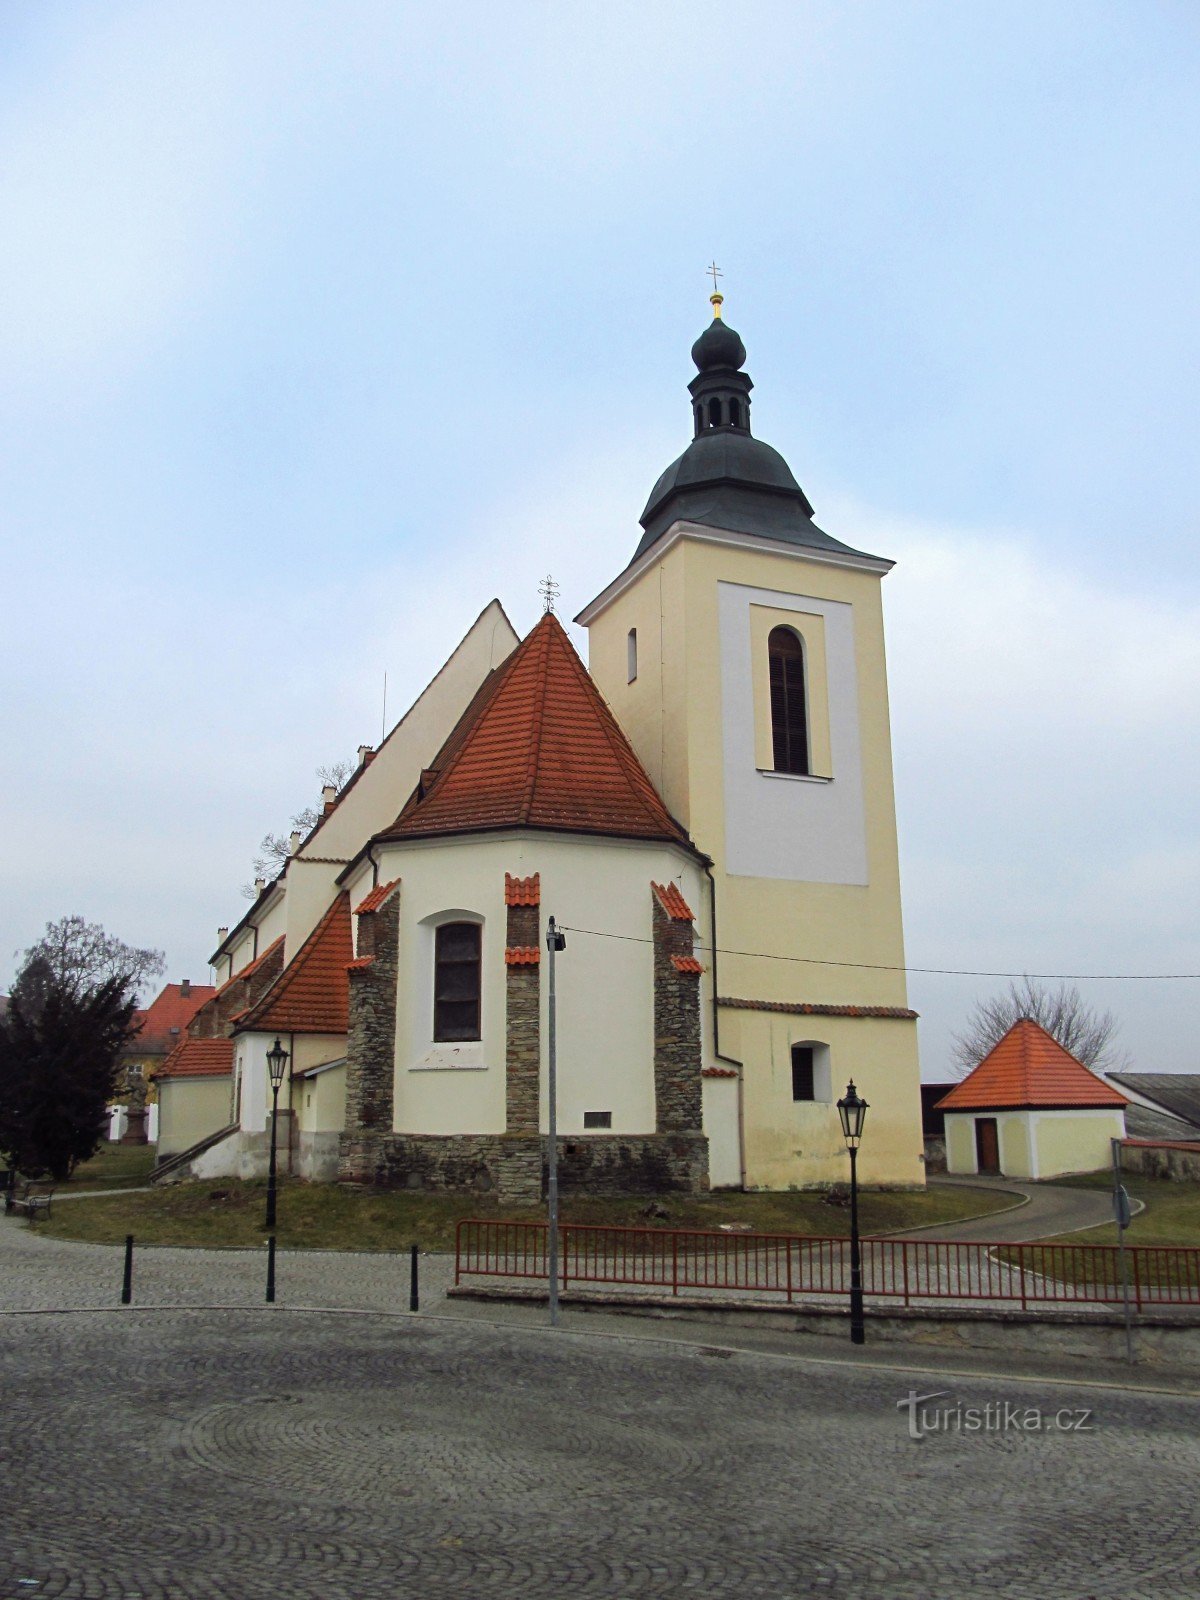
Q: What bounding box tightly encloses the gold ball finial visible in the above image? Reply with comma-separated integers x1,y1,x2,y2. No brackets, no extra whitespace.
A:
706,260,724,317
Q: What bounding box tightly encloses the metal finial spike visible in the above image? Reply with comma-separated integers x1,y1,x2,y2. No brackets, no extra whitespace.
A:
538,574,560,614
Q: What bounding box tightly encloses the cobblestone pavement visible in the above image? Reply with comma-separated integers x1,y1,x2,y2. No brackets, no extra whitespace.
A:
3,1301,1200,1600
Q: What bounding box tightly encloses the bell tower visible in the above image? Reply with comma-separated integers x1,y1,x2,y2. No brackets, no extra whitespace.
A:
577,291,924,1192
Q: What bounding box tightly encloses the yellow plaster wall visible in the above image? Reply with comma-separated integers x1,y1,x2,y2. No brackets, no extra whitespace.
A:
585,528,922,1188
157,1076,232,1158
945,1114,976,1174
1033,1111,1125,1178
733,1009,923,1188
997,1113,1033,1179
294,1064,347,1134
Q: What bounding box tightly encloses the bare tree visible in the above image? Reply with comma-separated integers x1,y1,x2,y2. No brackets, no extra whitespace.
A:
17,917,165,1006
241,760,354,898
951,977,1125,1078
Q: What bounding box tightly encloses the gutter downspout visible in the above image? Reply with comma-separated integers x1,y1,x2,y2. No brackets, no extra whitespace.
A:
366,839,380,889
703,861,746,1190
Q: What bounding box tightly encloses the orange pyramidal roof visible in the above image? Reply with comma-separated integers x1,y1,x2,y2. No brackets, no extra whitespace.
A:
935,1019,1128,1113
384,612,690,846
237,894,353,1035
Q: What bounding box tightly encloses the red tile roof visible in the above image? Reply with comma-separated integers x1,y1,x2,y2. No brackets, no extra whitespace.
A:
157,1037,234,1079
347,957,375,971
718,997,919,1020
213,936,285,1000
505,946,541,965
935,1020,1129,1113
653,882,695,922
127,982,217,1055
384,613,689,846
237,895,353,1035
671,955,703,974
355,878,400,916
702,1066,739,1079
505,872,541,906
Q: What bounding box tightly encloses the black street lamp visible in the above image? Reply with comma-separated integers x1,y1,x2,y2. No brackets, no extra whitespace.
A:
837,1079,869,1346
264,1036,290,1230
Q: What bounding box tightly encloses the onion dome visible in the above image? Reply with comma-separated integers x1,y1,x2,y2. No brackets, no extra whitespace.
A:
633,293,873,565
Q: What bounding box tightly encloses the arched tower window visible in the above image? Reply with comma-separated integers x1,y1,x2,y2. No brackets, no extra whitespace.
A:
708,397,722,428
693,402,703,437
433,921,482,1041
728,398,741,429
768,626,810,775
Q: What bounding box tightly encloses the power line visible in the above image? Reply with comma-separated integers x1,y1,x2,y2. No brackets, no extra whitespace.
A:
555,925,1200,982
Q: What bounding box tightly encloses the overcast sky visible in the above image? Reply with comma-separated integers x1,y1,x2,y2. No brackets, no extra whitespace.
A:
2,2,1197,1077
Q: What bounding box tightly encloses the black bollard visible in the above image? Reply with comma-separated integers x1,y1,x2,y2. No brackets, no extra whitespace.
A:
266,1234,276,1303
121,1234,134,1305
409,1243,419,1312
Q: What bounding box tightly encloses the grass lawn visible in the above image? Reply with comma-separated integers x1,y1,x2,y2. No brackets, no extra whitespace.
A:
1034,1173,1200,1250
39,1175,1014,1253
50,1142,158,1193
997,1175,1200,1296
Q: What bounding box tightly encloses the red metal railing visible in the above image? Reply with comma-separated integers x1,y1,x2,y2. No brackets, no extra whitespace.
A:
454,1219,1200,1312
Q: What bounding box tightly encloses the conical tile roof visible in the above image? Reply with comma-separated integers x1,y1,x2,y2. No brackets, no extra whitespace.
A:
383,613,690,846
935,1019,1128,1113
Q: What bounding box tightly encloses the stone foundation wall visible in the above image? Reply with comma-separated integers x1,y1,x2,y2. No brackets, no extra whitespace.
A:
1122,1141,1200,1182
337,1131,709,1196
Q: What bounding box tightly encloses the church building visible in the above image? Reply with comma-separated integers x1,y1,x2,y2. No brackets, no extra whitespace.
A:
155,294,925,1196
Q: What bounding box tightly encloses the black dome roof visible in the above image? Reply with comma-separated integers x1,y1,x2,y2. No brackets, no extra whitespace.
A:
690,316,746,372
632,304,877,566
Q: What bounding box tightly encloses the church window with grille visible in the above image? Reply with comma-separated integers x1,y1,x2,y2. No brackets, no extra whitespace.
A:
768,626,810,775
433,922,482,1041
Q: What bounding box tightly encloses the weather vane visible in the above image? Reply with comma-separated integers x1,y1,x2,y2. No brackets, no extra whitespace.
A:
538,574,560,614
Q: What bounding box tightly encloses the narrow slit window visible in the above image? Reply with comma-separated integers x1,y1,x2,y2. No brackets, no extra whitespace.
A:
627,627,638,683
768,626,810,775
791,1045,815,1102
433,921,481,1041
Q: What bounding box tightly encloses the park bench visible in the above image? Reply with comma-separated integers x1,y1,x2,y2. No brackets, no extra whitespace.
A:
6,1180,55,1222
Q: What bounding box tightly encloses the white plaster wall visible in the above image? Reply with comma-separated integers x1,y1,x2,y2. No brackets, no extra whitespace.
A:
300,600,519,863
718,580,867,884
376,833,710,1138
283,859,345,966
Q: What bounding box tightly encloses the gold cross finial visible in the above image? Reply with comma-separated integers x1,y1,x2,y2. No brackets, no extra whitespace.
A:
707,261,724,317
538,574,560,614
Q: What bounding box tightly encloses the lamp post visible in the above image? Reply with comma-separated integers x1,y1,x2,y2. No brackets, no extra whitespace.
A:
264,1036,289,1231
546,916,567,1327
837,1079,869,1346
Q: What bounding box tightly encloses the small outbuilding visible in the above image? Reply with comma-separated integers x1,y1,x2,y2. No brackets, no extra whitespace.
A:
936,1020,1127,1180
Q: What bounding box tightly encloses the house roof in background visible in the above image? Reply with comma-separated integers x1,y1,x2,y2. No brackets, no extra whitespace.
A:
157,1037,234,1079
236,895,352,1035
127,982,216,1056
935,1020,1129,1113
1109,1074,1200,1132
383,613,692,848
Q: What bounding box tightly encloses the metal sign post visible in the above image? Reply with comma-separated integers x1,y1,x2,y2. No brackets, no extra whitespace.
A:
1111,1137,1134,1365
546,916,567,1327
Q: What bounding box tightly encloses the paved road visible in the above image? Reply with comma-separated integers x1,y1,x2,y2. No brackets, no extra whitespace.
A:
2,1302,1199,1600
893,1174,1118,1243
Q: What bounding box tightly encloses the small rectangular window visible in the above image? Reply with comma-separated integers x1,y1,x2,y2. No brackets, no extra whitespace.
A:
791,1046,815,1102
583,1111,612,1129
627,628,638,683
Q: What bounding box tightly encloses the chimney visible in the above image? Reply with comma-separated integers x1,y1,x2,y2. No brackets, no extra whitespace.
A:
180,978,191,998
289,830,303,854
322,784,337,813
217,926,229,944
358,744,373,765
255,876,266,894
